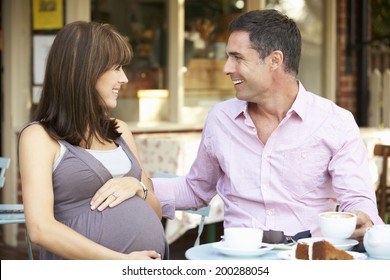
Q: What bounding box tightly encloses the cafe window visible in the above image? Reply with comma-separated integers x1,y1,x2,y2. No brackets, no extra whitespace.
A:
266,0,326,96
91,0,169,123
183,0,244,113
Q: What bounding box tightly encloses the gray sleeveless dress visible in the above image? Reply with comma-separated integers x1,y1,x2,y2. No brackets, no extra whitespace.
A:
34,133,168,259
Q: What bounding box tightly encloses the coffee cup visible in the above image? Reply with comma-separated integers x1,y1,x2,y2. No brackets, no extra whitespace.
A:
223,227,263,250
319,211,357,239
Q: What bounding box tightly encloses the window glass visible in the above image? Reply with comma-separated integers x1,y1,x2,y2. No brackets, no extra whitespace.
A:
266,0,324,95
184,0,245,110
91,0,167,122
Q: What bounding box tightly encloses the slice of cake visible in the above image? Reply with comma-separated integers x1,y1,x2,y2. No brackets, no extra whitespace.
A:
295,242,309,260
295,240,353,260
312,240,353,260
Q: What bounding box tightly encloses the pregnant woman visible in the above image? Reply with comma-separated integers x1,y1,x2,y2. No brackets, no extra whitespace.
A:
18,21,168,260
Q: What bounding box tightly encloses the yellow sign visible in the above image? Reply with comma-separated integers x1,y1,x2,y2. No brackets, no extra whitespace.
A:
32,0,64,30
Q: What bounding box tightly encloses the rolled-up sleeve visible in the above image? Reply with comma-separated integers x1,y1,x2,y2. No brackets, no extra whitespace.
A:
152,176,182,219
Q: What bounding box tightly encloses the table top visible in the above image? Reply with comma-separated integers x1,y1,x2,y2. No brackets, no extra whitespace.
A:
185,242,374,260
186,242,282,260
0,204,25,224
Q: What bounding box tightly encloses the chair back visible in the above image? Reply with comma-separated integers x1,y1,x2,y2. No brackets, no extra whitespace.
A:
0,157,34,259
155,172,211,246
373,144,390,222
0,157,11,188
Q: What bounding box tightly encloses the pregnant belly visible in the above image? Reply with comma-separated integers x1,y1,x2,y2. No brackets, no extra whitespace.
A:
64,196,167,257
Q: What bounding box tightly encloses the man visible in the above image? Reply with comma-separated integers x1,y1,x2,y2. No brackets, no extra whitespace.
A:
152,9,383,241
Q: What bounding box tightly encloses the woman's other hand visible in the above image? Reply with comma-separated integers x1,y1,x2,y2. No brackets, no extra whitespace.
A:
128,250,161,260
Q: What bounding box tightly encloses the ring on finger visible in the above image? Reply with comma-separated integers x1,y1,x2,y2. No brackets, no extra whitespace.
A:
112,192,119,199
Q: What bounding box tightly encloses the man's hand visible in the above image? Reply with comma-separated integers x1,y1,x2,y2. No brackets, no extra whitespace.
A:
350,210,374,241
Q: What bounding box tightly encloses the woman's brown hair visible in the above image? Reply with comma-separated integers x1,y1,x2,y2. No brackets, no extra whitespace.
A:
34,21,133,147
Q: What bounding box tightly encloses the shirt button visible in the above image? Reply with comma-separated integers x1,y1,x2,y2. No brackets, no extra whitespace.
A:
267,210,273,216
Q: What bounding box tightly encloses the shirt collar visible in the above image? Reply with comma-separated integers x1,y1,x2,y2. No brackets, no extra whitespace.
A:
231,98,248,119
287,80,308,121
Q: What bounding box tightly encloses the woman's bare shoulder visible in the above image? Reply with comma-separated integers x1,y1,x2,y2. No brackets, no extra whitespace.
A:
19,123,57,146
20,123,47,139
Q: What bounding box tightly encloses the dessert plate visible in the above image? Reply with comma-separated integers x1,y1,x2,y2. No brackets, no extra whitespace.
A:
212,241,274,257
297,237,358,251
277,250,367,260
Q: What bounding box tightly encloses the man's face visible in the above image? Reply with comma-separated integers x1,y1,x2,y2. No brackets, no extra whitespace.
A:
223,31,273,102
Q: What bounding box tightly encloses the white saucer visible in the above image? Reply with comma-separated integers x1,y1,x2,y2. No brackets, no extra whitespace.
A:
212,241,274,257
297,237,359,250
277,250,367,260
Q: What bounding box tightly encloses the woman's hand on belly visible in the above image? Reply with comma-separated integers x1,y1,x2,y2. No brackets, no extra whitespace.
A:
90,176,142,211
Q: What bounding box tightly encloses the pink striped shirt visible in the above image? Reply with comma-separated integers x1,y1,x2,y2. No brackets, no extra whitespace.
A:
153,82,383,236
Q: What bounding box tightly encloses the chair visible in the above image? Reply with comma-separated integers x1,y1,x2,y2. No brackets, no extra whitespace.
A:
373,144,390,223
155,172,211,246
0,156,34,259
0,157,10,188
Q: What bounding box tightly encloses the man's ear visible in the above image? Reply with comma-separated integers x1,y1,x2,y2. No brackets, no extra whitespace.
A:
270,50,283,70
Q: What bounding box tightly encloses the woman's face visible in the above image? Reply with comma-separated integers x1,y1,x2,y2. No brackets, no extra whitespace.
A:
95,65,128,109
